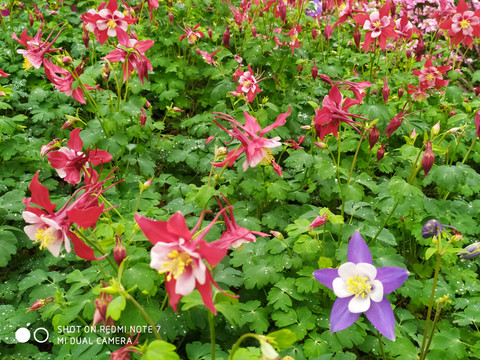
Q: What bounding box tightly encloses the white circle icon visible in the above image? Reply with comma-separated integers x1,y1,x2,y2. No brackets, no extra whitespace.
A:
15,328,31,343
33,328,49,343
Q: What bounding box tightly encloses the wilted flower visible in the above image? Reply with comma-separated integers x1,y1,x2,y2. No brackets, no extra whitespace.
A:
314,231,409,340
459,242,480,259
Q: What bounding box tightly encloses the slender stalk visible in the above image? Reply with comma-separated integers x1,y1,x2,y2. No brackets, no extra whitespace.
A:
228,334,258,360
125,293,162,341
424,307,442,358
208,310,216,360
377,331,387,360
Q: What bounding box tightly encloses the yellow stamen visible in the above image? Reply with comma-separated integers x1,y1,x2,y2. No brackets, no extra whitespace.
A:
346,275,372,298
374,21,382,27
425,74,435,82
188,34,198,43
23,57,33,71
107,20,117,29
460,19,471,29
35,228,57,250
159,250,193,281
261,148,274,165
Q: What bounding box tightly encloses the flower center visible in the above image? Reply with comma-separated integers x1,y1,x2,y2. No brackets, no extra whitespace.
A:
107,20,117,29
425,73,435,82
188,33,198,43
23,57,33,71
460,19,471,29
160,250,193,281
374,20,382,28
261,148,274,165
35,227,57,250
346,275,372,298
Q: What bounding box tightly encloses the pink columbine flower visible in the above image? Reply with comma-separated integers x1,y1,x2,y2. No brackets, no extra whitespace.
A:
81,0,137,45
93,281,114,327
43,59,98,104
103,37,154,83
235,65,265,103
179,23,204,44
145,0,159,20
413,58,450,89
22,171,114,260
196,48,220,66
12,24,66,70
45,128,113,185
212,106,291,176
135,210,242,314
439,0,480,48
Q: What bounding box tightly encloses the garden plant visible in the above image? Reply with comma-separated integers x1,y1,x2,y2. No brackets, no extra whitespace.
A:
2,0,480,359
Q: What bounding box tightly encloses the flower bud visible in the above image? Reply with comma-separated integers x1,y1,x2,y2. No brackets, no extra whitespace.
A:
251,25,257,38
140,107,147,126
113,235,127,266
278,0,287,23
353,25,361,49
315,141,327,149
208,26,213,39
377,143,387,162
145,100,152,108
422,219,441,239
382,78,390,103
415,37,425,62
168,10,174,24
223,26,230,48
475,109,480,137
27,297,54,312
324,25,333,40
398,85,404,99
270,231,284,240
368,124,380,151
431,121,440,138
82,24,89,49
312,27,318,40
40,138,61,157
460,242,480,259
101,65,111,82
422,140,435,178
310,214,327,231
311,61,318,81
436,294,451,310
62,56,72,65
318,74,332,84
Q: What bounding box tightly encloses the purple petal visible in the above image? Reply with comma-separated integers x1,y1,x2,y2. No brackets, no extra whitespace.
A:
330,297,360,333
313,268,339,291
376,267,409,294
347,231,372,264
365,297,396,340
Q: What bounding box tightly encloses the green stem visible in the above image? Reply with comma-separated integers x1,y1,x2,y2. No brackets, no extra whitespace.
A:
377,331,387,360
125,293,162,341
419,252,442,360
228,334,258,360
208,310,216,360
424,306,442,359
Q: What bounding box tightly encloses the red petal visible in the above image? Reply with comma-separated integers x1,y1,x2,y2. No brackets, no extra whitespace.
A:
135,213,179,244
89,149,113,165
70,231,107,260
197,241,227,267
67,129,83,152
28,171,56,214
67,204,104,229
167,212,192,241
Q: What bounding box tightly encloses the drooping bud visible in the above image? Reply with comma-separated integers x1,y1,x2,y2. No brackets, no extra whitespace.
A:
312,27,318,40
382,78,390,103
168,10,174,24
422,219,441,238
377,143,387,162
311,61,318,81
62,56,72,65
318,74,332,84
208,26,213,39
40,138,61,157
422,140,434,178
460,242,480,259
251,25,257,37
314,141,327,149
398,85,404,99
475,110,480,137
270,231,284,240
61,114,81,130
113,235,127,266
415,37,425,62
324,25,333,40
140,107,147,126
28,12,34,26
93,282,114,327
278,0,287,23
223,26,230,48
309,214,328,231
82,23,89,49
353,25,361,49
368,124,380,151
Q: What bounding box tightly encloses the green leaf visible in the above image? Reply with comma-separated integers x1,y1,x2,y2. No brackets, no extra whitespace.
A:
141,340,180,360
0,230,17,267
123,263,156,293
106,295,126,321
239,301,270,333
268,329,297,348
267,180,290,201
18,269,48,292
272,309,297,327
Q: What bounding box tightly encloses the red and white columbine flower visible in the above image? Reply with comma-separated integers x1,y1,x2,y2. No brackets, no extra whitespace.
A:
413,58,450,89
135,209,245,314
354,1,397,51
212,106,291,176
235,65,265,103
23,171,115,260
81,0,137,45
440,0,480,48
44,129,112,186
103,36,154,84
179,23,204,44
12,24,66,70
196,48,220,67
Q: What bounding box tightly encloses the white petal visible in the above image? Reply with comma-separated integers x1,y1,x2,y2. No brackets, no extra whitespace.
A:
48,239,63,257
176,270,195,295
356,263,377,280
192,258,206,285
150,243,175,271
24,224,41,240
338,262,357,280
348,296,371,313
332,277,351,298
22,211,40,224
370,280,384,302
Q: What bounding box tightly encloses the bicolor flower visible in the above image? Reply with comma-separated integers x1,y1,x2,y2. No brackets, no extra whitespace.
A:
196,48,220,67
22,171,114,260
81,0,137,45
413,58,450,89
235,65,265,103
212,106,291,176
314,231,409,340
135,210,241,314
45,129,112,186
179,23,204,44
439,0,480,48
12,24,66,70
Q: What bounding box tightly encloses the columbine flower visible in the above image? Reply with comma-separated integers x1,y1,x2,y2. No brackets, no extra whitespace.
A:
305,0,322,18
439,0,480,48
314,231,409,340
310,214,327,231
234,65,265,103
135,210,241,314
81,0,137,45
179,23,204,44
459,242,480,259
422,140,435,178
384,101,422,138
22,171,114,260
196,48,220,66
27,297,54,312
45,129,112,186
93,281,114,327
413,58,450,89
12,24,66,70
212,106,291,176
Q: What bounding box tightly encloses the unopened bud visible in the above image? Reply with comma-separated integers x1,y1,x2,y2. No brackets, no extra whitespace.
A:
422,140,435,178
145,100,152,108
168,10,174,24
460,242,480,259
101,65,111,81
214,146,227,160
251,25,257,38
270,231,284,240
312,28,318,40
208,26,213,39
377,143,387,162
398,85,404,99
315,141,327,149
223,26,230,48
113,235,127,266
422,219,441,239
62,56,72,65
140,107,147,126
324,25,333,40
27,297,54,312
436,294,452,310
431,121,440,138
353,26,361,49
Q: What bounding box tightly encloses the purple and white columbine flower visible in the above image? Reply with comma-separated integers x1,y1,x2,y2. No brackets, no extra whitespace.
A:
313,231,409,340
306,0,322,18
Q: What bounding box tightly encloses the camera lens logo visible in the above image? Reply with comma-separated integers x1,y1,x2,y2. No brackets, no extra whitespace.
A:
15,327,49,343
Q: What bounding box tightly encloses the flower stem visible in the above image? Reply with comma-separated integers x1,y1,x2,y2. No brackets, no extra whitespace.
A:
208,310,216,360
376,331,386,360
228,334,257,360
125,293,162,341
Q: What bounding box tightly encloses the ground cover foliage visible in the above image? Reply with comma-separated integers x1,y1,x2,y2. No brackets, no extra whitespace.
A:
2,0,480,359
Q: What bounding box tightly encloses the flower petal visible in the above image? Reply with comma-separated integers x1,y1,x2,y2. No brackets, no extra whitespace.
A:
332,277,351,298
347,231,372,264
313,268,339,290
365,297,396,340
337,262,357,280
370,280,384,302
348,295,371,313
330,297,360,333
376,267,409,294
